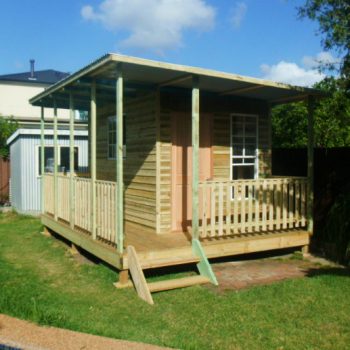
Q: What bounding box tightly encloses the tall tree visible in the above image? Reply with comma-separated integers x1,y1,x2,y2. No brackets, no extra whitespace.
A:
271,77,350,148
298,0,350,90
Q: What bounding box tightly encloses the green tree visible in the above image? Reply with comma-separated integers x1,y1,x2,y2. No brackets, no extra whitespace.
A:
298,0,350,89
271,77,350,148
0,116,18,158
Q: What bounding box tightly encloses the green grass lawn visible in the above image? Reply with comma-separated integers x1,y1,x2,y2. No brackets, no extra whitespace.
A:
1,212,350,350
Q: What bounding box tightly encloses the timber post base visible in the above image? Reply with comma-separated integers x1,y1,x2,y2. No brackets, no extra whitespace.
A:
70,243,81,256
301,245,310,258
42,226,52,237
114,270,133,289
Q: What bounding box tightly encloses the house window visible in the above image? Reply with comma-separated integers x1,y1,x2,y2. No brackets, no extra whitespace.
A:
108,115,126,159
231,114,258,180
38,146,79,175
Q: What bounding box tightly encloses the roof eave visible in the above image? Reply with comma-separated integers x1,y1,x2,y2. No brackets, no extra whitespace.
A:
29,54,113,105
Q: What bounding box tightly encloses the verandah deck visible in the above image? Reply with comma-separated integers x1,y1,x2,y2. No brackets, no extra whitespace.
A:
42,174,310,270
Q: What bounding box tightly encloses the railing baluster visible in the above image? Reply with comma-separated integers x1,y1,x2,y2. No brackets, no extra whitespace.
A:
269,181,274,231
295,180,300,228
202,182,207,238
283,179,288,229
262,180,267,231
248,184,253,232
218,182,224,236
300,181,306,227
210,183,216,237
226,183,231,235
254,181,260,232
289,180,294,228
241,182,246,234
232,183,238,234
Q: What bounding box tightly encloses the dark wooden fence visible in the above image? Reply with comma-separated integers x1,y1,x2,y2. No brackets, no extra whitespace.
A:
272,148,350,237
0,157,10,204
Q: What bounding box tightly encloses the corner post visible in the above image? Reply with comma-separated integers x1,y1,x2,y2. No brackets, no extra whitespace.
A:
116,63,124,254
90,80,97,239
53,99,58,221
192,75,200,240
307,95,315,235
40,106,45,214
69,93,75,229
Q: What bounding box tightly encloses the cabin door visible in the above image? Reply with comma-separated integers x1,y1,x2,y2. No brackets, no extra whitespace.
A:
171,113,212,232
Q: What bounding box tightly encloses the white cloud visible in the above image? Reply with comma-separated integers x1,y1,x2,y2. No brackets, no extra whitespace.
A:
230,2,247,28
302,51,340,69
81,0,216,54
260,60,325,87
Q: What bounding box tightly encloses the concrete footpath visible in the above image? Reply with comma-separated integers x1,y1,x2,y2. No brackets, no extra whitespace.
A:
0,314,172,350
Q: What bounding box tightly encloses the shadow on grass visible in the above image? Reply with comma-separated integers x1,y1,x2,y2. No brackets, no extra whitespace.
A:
304,266,350,278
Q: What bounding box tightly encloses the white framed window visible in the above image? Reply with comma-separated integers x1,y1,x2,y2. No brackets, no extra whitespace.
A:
107,115,126,159
230,113,259,180
37,145,79,176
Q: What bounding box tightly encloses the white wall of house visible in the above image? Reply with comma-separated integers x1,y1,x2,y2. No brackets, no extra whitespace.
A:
0,81,70,120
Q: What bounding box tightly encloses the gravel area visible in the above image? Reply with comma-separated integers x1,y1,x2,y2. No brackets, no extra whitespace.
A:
0,314,172,350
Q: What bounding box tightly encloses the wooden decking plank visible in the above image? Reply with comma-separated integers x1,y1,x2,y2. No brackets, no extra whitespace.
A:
148,275,210,293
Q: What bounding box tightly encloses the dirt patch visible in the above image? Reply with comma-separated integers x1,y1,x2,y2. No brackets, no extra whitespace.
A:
0,314,172,350
207,256,336,293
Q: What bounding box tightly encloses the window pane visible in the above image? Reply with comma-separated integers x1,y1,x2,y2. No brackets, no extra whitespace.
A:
233,165,255,180
60,147,69,172
233,146,243,156
59,147,79,172
39,146,54,175
245,147,256,156
233,158,243,164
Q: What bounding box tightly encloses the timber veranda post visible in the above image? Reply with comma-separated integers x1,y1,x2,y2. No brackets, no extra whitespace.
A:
192,75,200,240
116,63,124,254
69,93,75,229
40,106,45,214
53,99,58,221
307,95,315,235
91,80,97,239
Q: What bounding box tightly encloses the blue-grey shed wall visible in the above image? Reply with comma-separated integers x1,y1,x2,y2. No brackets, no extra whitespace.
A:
10,134,88,215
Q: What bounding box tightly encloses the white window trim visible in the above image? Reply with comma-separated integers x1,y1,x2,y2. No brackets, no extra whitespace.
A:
107,115,126,160
36,144,80,178
230,112,259,181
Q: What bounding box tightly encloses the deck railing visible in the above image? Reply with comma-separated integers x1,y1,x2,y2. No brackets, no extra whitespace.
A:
43,174,117,245
198,177,308,238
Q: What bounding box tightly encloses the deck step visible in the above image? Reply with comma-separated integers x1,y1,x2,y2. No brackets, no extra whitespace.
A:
148,275,210,293
140,255,200,269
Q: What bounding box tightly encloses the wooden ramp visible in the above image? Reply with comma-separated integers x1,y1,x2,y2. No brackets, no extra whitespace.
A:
125,243,218,305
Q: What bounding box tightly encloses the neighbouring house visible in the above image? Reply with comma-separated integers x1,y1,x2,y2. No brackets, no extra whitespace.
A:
30,54,324,304
0,60,88,212
0,60,72,127
7,128,88,214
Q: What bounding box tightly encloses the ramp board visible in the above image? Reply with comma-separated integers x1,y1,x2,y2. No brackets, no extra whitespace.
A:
127,246,154,305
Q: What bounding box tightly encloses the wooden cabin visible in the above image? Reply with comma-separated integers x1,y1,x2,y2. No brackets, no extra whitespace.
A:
30,54,323,304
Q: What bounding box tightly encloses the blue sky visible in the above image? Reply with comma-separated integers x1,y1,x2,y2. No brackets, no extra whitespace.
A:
0,0,338,86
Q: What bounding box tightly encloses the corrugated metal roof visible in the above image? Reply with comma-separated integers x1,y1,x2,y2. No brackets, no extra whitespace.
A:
7,128,88,146
29,53,326,108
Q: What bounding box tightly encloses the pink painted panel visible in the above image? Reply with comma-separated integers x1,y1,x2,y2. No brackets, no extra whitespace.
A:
171,113,213,231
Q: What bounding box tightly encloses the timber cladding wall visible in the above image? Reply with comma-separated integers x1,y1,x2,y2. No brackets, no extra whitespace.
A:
96,92,157,233
158,91,271,234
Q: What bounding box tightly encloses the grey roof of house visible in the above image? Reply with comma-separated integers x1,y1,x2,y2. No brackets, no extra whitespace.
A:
0,69,70,85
